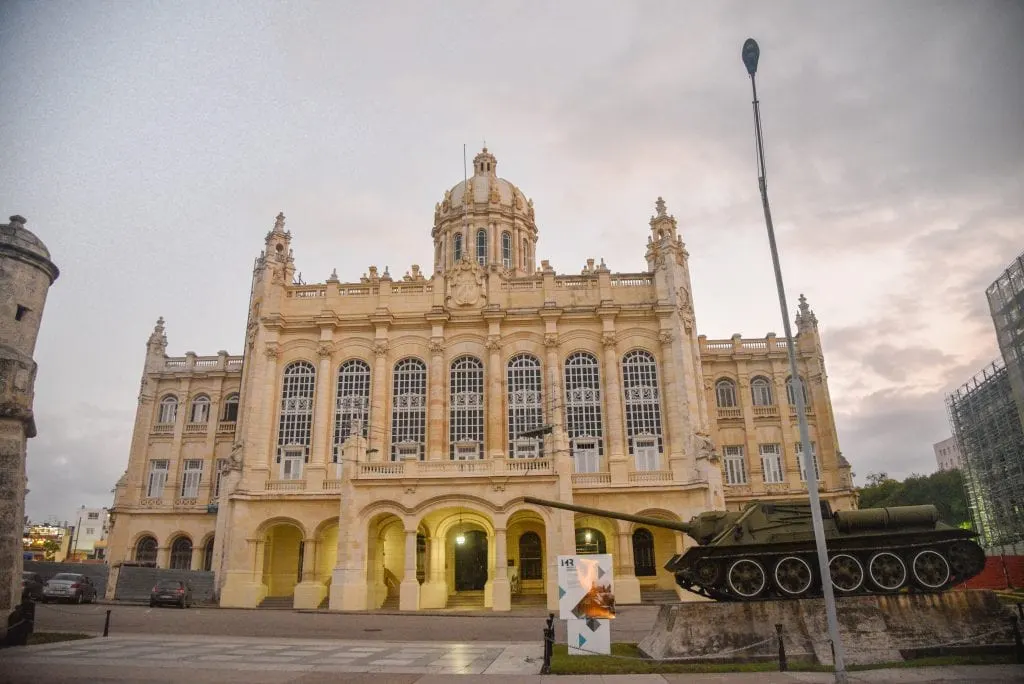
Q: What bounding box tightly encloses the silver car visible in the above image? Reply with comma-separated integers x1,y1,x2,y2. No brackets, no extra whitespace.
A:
41,573,98,604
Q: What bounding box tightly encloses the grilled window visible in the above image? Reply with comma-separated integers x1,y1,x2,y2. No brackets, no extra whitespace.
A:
180,459,203,498
507,354,543,457
751,376,773,406
135,536,158,564
277,361,315,455
715,379,737,408
334,359,371,462
723,446,747,485
391,358,427,461
158,396,178,424
450,356,484,459
565,352,603,458
502,231,512,268
633,528,656,576
476,229,487,265
189,395,210,423
519,532,543,580
169,537,192,570
453,233,463,262
786,376,810,406
760,443,784,483
796,441,821,481
147,460,169,498
222,393,239,422
622,350,663,459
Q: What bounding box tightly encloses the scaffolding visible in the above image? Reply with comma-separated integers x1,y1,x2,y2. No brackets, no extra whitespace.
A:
946,360,1024,549
986,249,1024,433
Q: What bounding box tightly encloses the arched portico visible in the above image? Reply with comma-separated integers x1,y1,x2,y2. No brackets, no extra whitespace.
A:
293,517,338,609
261,521,303,598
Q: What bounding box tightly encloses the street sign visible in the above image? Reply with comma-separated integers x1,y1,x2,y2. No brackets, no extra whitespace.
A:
568,617,611,656
557,554,614,655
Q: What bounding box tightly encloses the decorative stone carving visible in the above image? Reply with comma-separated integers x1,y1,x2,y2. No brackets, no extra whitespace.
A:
703,378,713,391
485,335,501,352
445,257,487,308
658,330,674,345
373,341,390,358
694,432,718,463
677,287,692,313
317,343,333,358
544,333,559,348
601,332,617,349
223,443,244,472
264,343,279,359
428,339,445,355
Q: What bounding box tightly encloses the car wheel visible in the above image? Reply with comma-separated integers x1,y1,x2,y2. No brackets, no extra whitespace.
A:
149,600,156,608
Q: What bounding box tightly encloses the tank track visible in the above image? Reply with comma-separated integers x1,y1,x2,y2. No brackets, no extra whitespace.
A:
672,537,986,601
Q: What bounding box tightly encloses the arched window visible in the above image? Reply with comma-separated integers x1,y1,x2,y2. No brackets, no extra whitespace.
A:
501,231,512,269
135,536,158,565
158,396,178,424
277,361,316,479
565,352,603,473
203,537,215,571
519,532,543,580
786,376,809,406
450,356,484,459
189,395,210,423
221,393,239,422
622,350,663,470
715,379,737,408
476,229,487,265
750,376,773,406
575,528,606,555
391,358,427,461
507,354,543,458
522,237,528,267
633,528,656,576
453,233,463,262
334,359,371,461
169,537,192,570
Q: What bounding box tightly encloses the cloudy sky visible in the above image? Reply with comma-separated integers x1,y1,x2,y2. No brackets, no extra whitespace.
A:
2,1,1021,522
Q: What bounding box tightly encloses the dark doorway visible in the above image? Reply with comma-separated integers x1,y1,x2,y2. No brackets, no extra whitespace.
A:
454,530,488,590
633,528,656,576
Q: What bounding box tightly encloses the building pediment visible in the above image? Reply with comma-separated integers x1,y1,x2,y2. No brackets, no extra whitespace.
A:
444,256,488,309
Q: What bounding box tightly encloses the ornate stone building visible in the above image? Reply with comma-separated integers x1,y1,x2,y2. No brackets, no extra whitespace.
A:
106,149,854,611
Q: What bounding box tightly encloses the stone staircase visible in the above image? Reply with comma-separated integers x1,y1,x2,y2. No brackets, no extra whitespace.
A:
380,595,399,610
258,595,294,609
641,589,679,605
511,593,547,608
445,590,484,610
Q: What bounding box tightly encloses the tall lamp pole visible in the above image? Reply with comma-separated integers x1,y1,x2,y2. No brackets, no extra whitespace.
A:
741,38,848,682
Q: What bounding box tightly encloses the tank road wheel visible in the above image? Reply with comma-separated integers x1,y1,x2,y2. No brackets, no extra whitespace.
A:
693,559,721,587
727,559,767,599
912,550,951,590
828,553,865,593
868,552,907,591
947,540,986,580
773,556,814,597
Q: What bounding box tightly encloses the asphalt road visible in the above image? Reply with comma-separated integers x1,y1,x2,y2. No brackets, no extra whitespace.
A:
30,602,662,644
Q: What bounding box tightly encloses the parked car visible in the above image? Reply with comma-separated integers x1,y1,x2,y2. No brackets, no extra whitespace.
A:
41,573,98,604
150,580,193,609
21,572,44,601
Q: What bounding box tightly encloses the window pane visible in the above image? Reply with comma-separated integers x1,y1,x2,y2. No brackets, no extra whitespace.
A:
507,354,543,456
450,356,484,459
391,358,426,461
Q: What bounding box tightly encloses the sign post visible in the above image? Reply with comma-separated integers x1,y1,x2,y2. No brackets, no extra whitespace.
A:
557,554,615,656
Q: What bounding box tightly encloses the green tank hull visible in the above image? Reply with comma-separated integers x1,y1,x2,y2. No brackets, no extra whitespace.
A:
523,497,987,601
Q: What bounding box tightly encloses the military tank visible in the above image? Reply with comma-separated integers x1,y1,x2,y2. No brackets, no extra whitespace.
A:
523,496,986,601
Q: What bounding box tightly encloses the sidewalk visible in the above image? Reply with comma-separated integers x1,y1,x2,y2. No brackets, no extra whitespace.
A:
1,634,1022,683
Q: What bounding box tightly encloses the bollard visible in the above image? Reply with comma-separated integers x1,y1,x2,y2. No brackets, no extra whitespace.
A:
1017,602,1023,622
1012,614,1024,664
775,623,787,672
103,609,111,637
541,612,555,674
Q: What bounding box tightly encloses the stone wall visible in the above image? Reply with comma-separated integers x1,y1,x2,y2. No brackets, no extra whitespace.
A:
114,566,215,603
23,561,109,597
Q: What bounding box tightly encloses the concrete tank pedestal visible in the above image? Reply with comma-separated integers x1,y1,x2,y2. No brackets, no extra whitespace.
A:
638,590,1014,666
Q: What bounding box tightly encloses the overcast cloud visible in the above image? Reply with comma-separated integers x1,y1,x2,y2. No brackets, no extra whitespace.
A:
1,1,1021,522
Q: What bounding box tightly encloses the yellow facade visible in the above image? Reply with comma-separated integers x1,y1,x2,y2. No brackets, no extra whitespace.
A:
106,149,854,611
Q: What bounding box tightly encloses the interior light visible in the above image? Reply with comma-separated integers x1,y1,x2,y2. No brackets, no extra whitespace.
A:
455,533,466,545
584,531,592,542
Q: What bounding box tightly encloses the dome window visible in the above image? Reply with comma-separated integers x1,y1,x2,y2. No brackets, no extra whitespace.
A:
453,233,463,263
476,229,487,266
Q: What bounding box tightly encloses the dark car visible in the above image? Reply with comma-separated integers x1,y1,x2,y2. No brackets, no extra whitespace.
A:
21,572,44,601
41,573,98,604
150,580,192,608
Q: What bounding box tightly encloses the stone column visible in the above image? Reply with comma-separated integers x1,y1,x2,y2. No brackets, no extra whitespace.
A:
399,528,420,610
156,545,170,569
659,331,687,478
491,528,511,611
601,333,627,482
420,534,447,609
308,342,334,485
428,339,445,460
190,544,204,571
616,527,641,604
486,335,503,459
294,538,325,609
369,341,389,458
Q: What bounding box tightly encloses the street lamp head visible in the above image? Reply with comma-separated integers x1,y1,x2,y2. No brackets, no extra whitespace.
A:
742,38,760,76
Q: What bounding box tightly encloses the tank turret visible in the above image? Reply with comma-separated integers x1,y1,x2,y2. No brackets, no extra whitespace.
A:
524,496,986,601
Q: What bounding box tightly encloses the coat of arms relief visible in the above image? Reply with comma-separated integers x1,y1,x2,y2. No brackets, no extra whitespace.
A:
445,256,488,308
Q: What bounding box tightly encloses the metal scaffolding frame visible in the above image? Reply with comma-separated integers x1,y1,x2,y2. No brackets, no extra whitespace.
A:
986,249,1024,434
946,360,1024,548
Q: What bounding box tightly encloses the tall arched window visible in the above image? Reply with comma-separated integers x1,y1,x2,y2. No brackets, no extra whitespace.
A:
507,354,543,458
519,532,543,580
476,229,488,265
501,231,512,269
453,233,463,262
158,396,178,424
189,395,210,423
203,537,215,571
391,358,427,461
135,536,158,565
522,237,528,268
334,359,371,461
622,350,663,470
169,537,192,570
750,376,773,406
221,393,239,422
277,361,316,479
633,528,656,576
450,356,484,459
786,376,809,406
715,379,737,408
564,352,603,472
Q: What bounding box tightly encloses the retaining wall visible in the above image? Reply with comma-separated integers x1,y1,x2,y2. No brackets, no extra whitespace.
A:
23,561,109,597
114,567,215,603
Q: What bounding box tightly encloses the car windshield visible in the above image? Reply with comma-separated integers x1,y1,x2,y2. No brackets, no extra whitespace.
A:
51,574,80,581
156,581,182,589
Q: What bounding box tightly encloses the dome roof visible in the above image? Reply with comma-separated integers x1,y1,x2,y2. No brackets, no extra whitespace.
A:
440,148,530,215
0,215,60,282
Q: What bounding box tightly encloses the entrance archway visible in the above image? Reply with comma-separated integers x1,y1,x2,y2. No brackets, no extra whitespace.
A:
454,530,488,591
262,523,303,597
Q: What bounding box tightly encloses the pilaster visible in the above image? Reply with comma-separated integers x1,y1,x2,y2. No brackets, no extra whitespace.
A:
399,528,420,610
491,527,511,611
615,529,641,604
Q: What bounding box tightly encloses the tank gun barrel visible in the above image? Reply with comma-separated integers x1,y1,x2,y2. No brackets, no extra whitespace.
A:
523,496,695,535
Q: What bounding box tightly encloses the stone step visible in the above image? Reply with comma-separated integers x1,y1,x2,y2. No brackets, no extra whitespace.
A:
258,596,294,609
446,591,484,609
380,595,399,610
641,590,679,605
512,593,547,606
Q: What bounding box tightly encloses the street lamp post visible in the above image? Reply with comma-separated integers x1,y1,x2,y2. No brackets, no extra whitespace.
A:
741,38,848,682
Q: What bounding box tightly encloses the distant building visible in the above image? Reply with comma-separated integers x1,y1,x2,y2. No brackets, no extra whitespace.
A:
22,523,70,562
933,436,962,471
946,361,1024,549
68,506,110,560
986,250,1024,432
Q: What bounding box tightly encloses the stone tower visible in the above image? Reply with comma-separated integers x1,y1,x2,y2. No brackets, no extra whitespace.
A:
0,215,59,639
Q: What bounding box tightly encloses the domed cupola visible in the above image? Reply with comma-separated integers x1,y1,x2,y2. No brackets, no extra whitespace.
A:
432,147,538,277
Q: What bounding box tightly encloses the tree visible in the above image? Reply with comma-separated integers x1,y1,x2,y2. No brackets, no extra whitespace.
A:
856,469,971,528
42,539,61,561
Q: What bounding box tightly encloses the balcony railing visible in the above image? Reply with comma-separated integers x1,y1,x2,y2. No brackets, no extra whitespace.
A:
264,480,305,492
572,472,612,487
217,421,237,435
151,424,174,435
716,407,742,420
184,423,208,435
628,470,673,484
752,406,779,419
322,479,342,491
